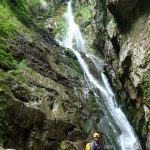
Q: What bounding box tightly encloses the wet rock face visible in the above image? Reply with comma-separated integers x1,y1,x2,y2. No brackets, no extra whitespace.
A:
107,0,139,20
42,0,150,148
118,15,150,147
103,0,150,147
90,0,107,51
2,91,76,150
51,1,149,148
0,27,100,149
75,0,107,51
8,33,70,87
0,0,100,149
75,0,150,147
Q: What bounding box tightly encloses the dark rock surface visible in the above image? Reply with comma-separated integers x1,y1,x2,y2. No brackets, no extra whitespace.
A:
0,1,100,149
0,30,100,148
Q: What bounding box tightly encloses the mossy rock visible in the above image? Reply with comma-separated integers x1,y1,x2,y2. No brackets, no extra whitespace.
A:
60,141,77,150
0,89,13,146
143,53,150,65
0,49,18,70
75,6,91,27
0,4,19,37
141,71,150,106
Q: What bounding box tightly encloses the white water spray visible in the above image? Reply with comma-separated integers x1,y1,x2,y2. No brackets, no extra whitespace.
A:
63,0,86,53
61,1,142,149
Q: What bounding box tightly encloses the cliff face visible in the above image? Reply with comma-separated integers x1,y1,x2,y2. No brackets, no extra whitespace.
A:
88,0,150,149
67,0,150,149
107,0,150,148
0,0,100,149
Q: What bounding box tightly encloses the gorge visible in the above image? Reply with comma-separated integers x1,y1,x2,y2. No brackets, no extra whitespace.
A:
0,0,149,150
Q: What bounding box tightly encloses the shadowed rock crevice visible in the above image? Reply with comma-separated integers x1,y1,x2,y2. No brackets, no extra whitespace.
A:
107,0,150,32
103,0,150,148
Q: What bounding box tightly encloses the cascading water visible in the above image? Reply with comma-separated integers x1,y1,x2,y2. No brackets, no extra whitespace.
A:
58,1,142,149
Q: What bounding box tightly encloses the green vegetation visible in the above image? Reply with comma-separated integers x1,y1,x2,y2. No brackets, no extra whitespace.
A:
0,70,10,91
87,90,99,111
0,72,10,146
0,49,17,68
137,72,150,135
76,6,91,20
27,0,50,18
143,53,150,65
0,97,7,146
75,6,91,26
53,16,66,41
141,72,150,102
0,0,29,71
51,48,83,77
60,141,69,149
52,5,67,40
0,3,20,37
107,17,117,29
142,119,150,136
5,0,32,27
0,0,37,38
88,96,97,108
0,1,29,145
8,60,27,83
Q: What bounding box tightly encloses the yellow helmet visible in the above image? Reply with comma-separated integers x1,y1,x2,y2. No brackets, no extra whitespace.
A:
93,132,100,138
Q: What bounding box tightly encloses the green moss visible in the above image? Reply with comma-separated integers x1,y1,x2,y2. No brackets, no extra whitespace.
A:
88,92,98,109
0,3,21,37
0,70,12,92
52,14,66,41
27,0,49,19
0,1,30,70
5,0,32,27
8,60,27,83
141,119,150,136
68,57,83,74
60,141,69,150
107,17,117,29
0,49,17,65
143,53,150,65
77,6,91,20
0,90,10,146
75,6,91,26
53,17,66,40
141,72,150,102
63,60,82,77
48,4,66,39
148,121,150,132
0,0,34,38
0,70,5,79
0,83,10,93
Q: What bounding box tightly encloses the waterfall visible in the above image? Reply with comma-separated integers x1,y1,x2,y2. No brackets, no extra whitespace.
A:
59,1,142,149
63,0,86,53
